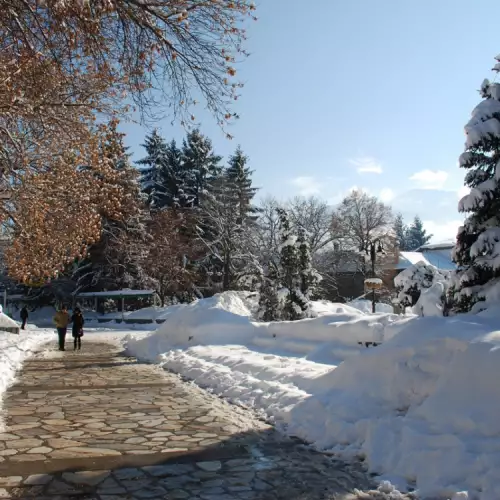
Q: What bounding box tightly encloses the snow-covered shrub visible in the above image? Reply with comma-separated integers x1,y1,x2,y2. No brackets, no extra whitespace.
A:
452,56,500,313
257,265,280,321
258,209,322,322
103,298,117,314
394,261,450,316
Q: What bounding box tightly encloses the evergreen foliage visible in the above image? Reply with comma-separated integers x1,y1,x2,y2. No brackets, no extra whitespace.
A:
452,59,500,312
277,208,306,321
297,226,321,300
257,264,280,322
182,129,222,207
137,130,170,209
406,216,432,250
226,146,259,221
394,213,409,251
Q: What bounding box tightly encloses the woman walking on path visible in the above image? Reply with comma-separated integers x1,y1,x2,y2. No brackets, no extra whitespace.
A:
53,305,70,351
71,307,85,351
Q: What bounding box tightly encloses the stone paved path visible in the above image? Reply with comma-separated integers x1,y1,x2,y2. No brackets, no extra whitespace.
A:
0,341,375,499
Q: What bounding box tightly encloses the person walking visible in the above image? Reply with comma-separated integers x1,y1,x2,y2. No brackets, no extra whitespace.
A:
53,305,70,351
20,306,28,330
71,307,85,351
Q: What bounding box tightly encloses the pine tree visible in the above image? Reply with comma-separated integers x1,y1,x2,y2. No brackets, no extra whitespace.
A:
297,226,321,302
452,57,500,312
277,208,306,320
406,216,432,250
226,146,259,221
258,263,280,322
394,213,409,251
137,130,170,209
165,140,194,209
182,129,222,207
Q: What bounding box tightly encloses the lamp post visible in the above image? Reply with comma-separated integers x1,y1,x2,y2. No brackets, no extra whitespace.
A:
361,238,384,313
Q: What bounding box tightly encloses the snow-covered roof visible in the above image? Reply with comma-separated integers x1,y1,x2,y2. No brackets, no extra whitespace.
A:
417,240,455,251
420,249,456,271
395,248,456,271
76,289,155,298
396,252,431,269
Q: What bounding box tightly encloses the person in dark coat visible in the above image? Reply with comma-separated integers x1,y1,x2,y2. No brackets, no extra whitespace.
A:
71,307,85,351
20,306,28,330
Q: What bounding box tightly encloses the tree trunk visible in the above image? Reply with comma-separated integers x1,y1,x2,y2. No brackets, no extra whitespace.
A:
222,253,231,291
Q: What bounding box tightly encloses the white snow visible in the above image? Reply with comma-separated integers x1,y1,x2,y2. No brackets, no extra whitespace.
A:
0,329,52,431
364,278,383,285
348,299,394,314
124,291,500,500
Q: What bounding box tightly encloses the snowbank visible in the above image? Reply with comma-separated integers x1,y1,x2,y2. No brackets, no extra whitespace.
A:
125,291,500,499
127,292,402,365
0,330,52,431
348,299,394,314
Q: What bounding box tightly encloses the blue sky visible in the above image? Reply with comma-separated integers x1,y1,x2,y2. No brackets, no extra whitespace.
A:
121,0,500,242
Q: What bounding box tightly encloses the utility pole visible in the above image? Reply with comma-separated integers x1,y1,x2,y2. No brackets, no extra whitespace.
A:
362,238,384,314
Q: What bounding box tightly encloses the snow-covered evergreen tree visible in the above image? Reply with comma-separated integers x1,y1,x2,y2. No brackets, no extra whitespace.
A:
277,208,306,320
395,262,449,316
394,213,409,251
406,216,432,250
257,264,280,322
165,139,194,209
297,226,321,302
137,130,170,209
182,129,222,207
452,56,500,312
226,146,259,221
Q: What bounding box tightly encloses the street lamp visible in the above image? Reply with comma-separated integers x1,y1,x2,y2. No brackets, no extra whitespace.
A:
361,238,384,313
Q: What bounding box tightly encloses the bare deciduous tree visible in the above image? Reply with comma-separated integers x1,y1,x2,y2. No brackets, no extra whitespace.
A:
254,196,282,265
198,175,260,292
141,210,200,306
331,190,394,251
286,196,333,254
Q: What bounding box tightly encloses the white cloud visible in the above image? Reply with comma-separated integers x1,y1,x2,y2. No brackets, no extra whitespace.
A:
350,157,383,174
422,219,462,243
379,188,395,202
409,169,449,190
289,176,321,196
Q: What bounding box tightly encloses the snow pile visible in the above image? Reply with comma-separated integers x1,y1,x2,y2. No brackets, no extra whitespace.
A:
394,261,449,317
125,291,500,499
0,329,52,430
348,299,394,314
127,292,403,366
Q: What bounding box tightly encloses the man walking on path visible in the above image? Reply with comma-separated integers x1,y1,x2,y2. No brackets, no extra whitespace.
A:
53,305,70,351
20,306,28,330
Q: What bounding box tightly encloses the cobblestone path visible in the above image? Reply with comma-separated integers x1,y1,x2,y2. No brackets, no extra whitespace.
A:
0,341,375,499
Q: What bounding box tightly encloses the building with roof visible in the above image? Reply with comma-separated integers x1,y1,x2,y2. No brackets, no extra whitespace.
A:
395,240,456,272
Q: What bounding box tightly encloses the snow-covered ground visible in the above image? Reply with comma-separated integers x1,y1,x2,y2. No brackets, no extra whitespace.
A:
0,329,53,430
5,294,500,499
123,292,500,500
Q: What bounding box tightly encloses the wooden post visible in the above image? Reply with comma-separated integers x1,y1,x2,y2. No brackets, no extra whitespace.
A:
121,296,125,322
